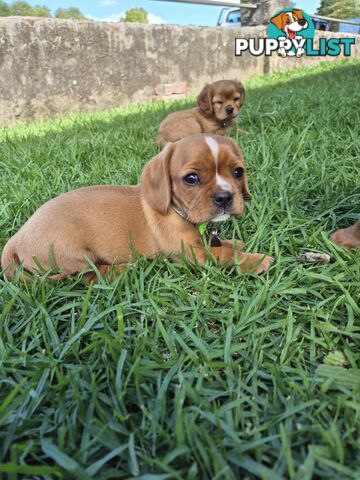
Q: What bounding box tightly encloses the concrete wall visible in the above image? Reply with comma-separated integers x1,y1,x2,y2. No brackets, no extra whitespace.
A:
0,16,359,125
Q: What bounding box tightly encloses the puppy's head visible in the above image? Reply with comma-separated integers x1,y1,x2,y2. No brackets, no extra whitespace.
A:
141,134,251,224
197,80,245,122
270,9,308,39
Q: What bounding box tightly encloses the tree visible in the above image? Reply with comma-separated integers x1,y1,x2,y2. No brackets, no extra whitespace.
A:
10,1,33,15
0,1,11,15
55,7,86,20
30,5,51,17
0,1,86,19
317,0,360,19
4,1,50,16
120,7,148,23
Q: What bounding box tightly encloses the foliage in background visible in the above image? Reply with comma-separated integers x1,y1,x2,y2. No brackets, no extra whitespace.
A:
54,7,86,20
0,0,86,19
316,0,360,18
1,0,50,16
120,7,149,23
0,0,10,15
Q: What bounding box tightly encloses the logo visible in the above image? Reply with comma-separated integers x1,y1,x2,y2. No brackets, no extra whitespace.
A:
235,8,355,58
268,8,314,57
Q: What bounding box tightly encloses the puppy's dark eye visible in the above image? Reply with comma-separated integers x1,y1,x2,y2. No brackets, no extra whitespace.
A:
183,173,200,185
286,18,291,24
233,167,244,179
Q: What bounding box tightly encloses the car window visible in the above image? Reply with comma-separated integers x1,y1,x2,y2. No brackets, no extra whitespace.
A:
227,11,240,24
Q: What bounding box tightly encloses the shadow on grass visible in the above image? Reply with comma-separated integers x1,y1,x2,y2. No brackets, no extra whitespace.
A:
1,60,358,144
0,60,359,243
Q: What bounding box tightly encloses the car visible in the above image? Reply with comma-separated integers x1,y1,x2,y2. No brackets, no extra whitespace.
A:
217,7,241,27
312,17,330,31
312,16,360,34
338,18,360,35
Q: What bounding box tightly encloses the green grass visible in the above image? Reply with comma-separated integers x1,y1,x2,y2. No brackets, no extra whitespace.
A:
0,60,359,479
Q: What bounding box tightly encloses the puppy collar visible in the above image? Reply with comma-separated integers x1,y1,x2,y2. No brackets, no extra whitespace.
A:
220,117,232,129
171,203,190,222
170,204,222,247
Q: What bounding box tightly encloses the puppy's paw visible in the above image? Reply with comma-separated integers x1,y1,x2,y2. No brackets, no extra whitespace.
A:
237,253,273,274
330,229,360,249
253,254,273,274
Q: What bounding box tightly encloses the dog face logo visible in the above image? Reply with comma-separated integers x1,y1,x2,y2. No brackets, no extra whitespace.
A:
268,8,314,57
270,9,308,40
236,8,355,58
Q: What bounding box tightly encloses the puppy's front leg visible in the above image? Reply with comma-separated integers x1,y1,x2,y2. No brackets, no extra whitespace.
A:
210,247,273,274
186,242,272,275
220,239,245,251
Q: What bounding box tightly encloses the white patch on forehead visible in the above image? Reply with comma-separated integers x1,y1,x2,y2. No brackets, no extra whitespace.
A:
204,136,219,160
287,12,294,22
215,173,231,191
205,135,231,191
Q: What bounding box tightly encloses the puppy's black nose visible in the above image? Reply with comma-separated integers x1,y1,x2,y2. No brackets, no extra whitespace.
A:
213,191,233,208
298,18,306,26
225,106,234,115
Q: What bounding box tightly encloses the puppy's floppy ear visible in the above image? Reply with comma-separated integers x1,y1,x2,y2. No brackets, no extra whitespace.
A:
227,139,252,201
292,9,304,19
241,171,252,201
141,143,174,215
270,12,285,30
234,80,245,105
197,84,213,117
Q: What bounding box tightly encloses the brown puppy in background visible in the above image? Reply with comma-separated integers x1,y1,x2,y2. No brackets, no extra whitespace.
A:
156,80,245,146
1,134,272,281
331,219,360,249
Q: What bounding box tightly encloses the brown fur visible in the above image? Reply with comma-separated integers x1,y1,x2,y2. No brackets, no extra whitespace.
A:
330,219,360,249
1,134,272,281
156,80,245,146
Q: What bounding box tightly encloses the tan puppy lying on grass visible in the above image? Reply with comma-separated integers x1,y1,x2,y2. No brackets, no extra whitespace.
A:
1,134,272,281
156,80,245,146
331,219,360,249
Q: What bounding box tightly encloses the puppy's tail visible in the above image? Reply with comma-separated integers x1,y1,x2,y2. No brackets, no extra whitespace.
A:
1,237,20,280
